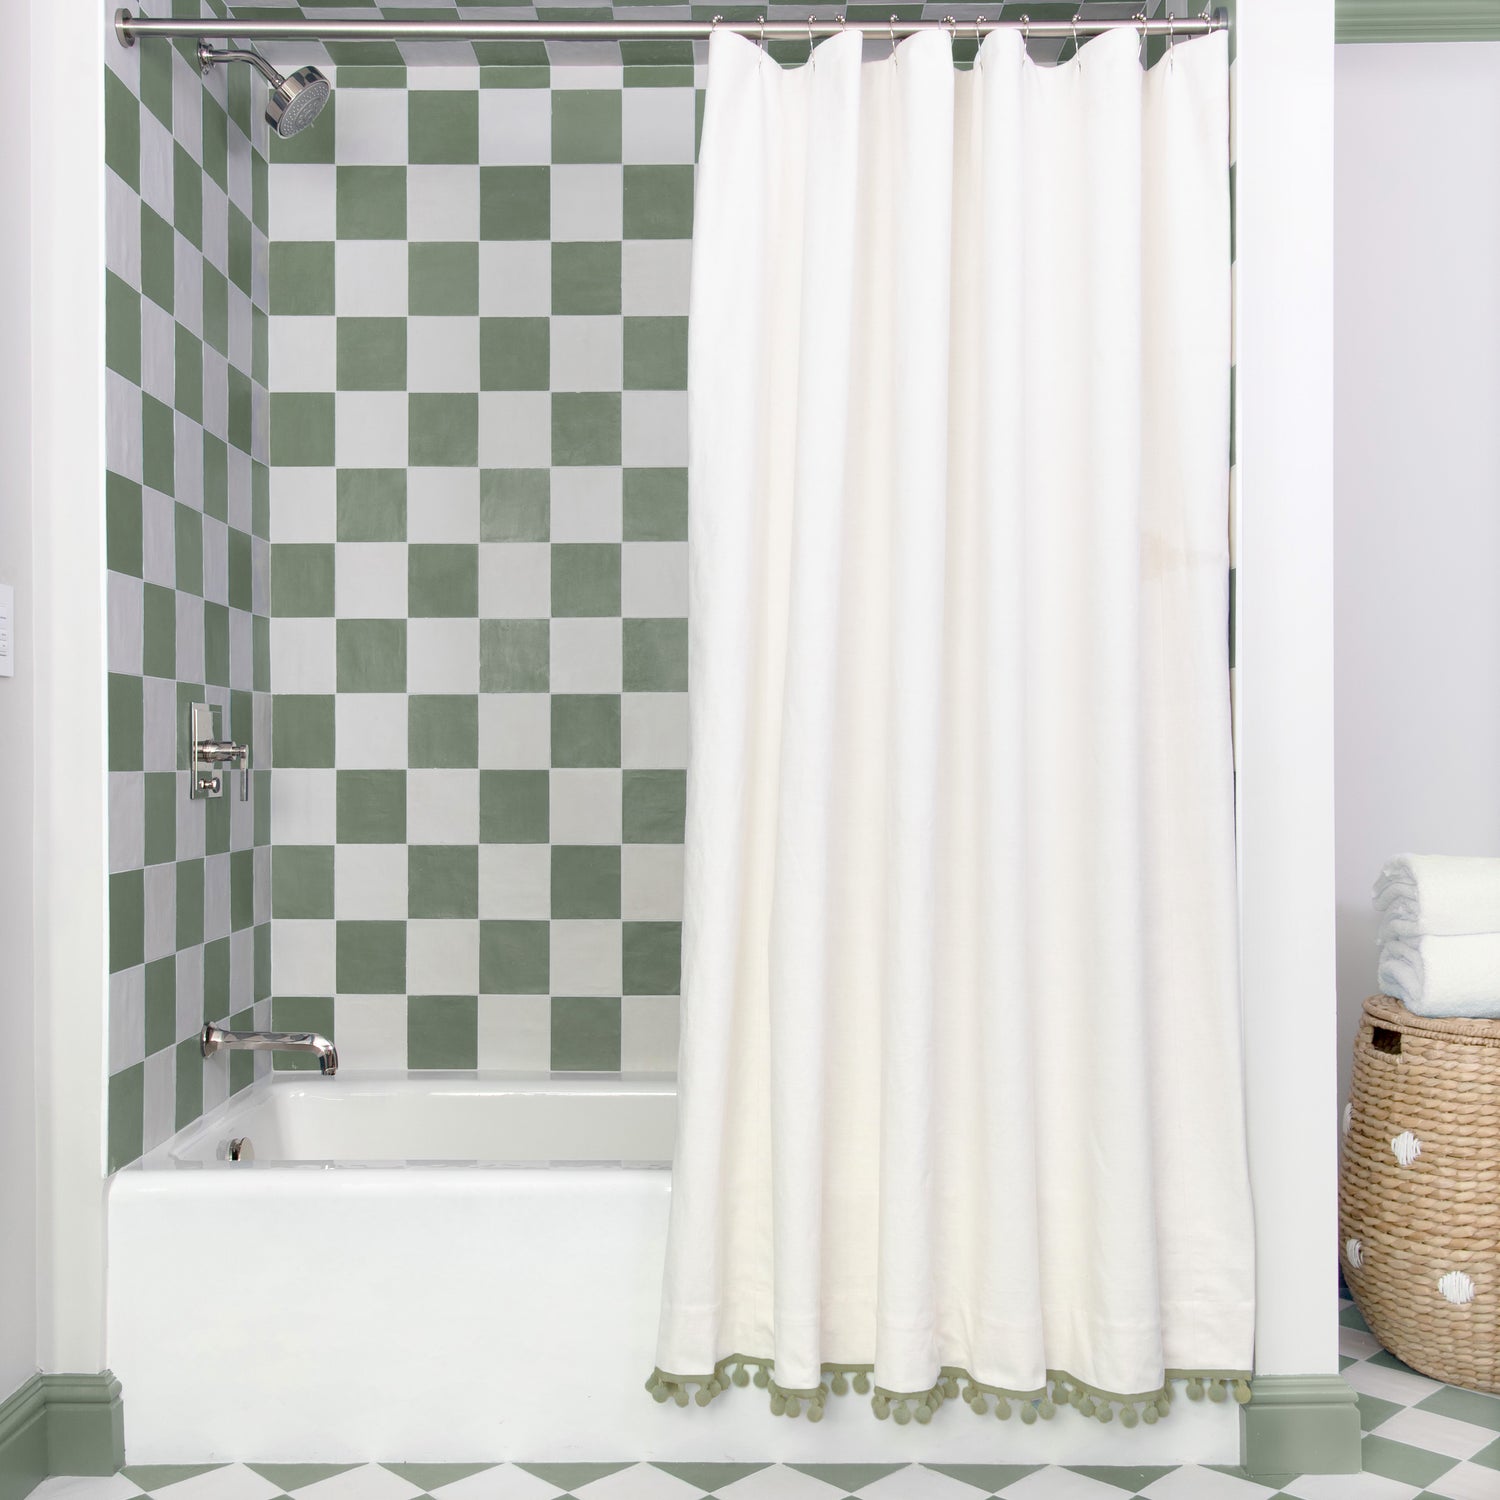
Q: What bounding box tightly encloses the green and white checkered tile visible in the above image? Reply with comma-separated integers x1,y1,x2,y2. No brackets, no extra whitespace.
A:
29,1301,1500,1500
266,58,693,1074
104,0,275,1171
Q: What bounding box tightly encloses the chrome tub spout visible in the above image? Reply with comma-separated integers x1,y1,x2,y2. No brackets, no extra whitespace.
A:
201,1023,339,1076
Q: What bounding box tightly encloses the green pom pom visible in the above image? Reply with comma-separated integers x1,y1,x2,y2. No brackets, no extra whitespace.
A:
873,1395,890,1420
831,1372,848,1395
942,1376,959,1399
1209,1379,1226,1403
893,1401,912,1426
1121,1405,1139,1428
1187,1378,1204,1400
1079,1396,1095,1417
915,1403,933,1425
645,1373,659,1394
1143,1403,1159,1424
708,1378,723,1397
673,1387,689,1407
1037,1398,1054,1420
807,1402,824,1423
1021,1402,1038,1424
732,1365,749,1388
1096,1402,1112,1423
695,1386,712,1407
753,1367,770,1388
1156,1397,1172,1419
652,1384,669,1404
769,1392,786,1416
789,1397,804,1418
854,1372,871,1395
968,1392,987,1415
1234,1379,1251,1405
995,1396,1011,1419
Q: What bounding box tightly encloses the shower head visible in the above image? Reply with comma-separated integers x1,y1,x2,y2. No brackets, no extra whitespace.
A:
196,42,331,140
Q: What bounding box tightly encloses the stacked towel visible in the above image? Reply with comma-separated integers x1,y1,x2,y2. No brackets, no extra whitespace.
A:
1374,854,1500,1019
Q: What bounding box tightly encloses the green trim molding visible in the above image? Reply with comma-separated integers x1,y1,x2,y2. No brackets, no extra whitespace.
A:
0,1373,124,1500
1337,1,1500,42
1239,1374,1362,1482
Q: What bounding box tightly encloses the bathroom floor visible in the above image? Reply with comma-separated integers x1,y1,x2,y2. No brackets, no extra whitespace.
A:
33,1301,1500,1500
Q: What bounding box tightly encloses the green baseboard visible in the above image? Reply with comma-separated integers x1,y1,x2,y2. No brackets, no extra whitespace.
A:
1240,1373,1362,1481
0,1373,124,1500
1337,1,1500,43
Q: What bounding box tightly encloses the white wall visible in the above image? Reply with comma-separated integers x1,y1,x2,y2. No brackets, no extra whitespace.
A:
0,0,39,1402
1334,42,1500,1109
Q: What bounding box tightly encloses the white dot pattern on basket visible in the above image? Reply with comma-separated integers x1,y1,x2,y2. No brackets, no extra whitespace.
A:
1438,1271,1476,1305
1391,1130,1422,1166
1345,1237,1364,1269
1342,1102,1352,1137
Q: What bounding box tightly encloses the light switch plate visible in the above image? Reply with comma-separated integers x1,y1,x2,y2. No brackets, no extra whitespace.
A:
0,583,13,678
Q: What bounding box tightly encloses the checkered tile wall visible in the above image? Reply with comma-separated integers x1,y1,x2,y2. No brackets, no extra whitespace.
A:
265,61,699,1075
104,0,274,1171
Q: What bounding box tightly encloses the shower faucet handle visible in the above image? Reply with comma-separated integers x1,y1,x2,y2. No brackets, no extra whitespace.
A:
189,702,252,801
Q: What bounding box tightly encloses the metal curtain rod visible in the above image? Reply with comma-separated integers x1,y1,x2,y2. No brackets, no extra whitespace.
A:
115,9,1226,46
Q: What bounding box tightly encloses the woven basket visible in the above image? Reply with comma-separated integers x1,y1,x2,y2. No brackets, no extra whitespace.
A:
1339,995,1500,1393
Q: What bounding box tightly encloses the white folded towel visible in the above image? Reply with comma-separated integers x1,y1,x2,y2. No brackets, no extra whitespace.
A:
1377,932,1500,1020
1373,853,1500,939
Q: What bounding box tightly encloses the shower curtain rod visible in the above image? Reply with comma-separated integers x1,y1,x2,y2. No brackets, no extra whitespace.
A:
115,9,1226,47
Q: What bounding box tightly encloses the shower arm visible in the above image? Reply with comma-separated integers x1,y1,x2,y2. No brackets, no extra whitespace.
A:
196,42,285,88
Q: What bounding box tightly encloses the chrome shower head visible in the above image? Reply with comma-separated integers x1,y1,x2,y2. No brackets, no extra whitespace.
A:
196,43,331,139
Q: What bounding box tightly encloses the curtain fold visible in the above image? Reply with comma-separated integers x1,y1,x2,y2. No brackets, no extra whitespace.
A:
655,24,1252,1422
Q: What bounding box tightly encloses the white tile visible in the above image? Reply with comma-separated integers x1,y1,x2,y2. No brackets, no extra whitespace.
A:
477,996,552,1070
336,241,409,317
107,575,143,678
623,391,688,466
479,243,552,317
1338,1325,1383,1361
620,995,680,1073
143,1046,177,1154
430,1463,565,1500
622,223,693,316
407,164,481,242
622,693,689,769
550,468,622,543
1139,1466,1278,1499
622,88,698,165
274,919,337,995
408,618,480,694
271,468,338,543
479,845,551,921
551,919,622,997
479,392,552,467
337,391,409,468
479,693,551,768
109,966,146,1072
551,164,623,241
861,1469,990,1500
31,1476,154,1500
105,371,143,483
140,297,176,406
175,594,205,687
550,769,622,844
1425,1460,1500,1500
717,1469,847,1500
334,89,409,165
139,110,175,221
272,619,337,695
408,769,481,844
176,944,205,1039
335,995,409,1071
336,694,409,769
152,1467,288,1500
478,90,552,165
336,844,408,920
408,467,481,543
1283,1473,1421,1500
336,542,409,619
269,769,337,846
271,315,337,392
622,542,688,617
408,919,480,993
1342,1357,1444,1407
1373,1405,1496,1460
551,316,623,392
271,164,337,241
621,845,684,921
408,316,482,394
1003,1469,1145,1500
479,542,551,619
571,1465,701,1500
551,617,622,693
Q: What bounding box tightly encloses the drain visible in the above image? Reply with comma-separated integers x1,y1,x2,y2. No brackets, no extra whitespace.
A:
217,1136,254,1162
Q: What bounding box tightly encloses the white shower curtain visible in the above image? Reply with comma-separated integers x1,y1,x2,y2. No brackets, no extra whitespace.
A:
652,25,1253,1425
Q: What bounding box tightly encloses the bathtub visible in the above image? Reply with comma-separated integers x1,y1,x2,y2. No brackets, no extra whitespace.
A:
107,1073,1240,1464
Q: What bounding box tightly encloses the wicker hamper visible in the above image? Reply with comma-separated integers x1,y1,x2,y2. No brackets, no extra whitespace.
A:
1339,995,1500,1393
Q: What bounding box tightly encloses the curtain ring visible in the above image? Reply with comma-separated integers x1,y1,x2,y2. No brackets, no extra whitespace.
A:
1019,13,1029,51
889,13,899,63
807,13,815,63
1071,7,1081,61
757,14,766,52
973,14,984,65
1135,7,1147,64
1167,5,1176,63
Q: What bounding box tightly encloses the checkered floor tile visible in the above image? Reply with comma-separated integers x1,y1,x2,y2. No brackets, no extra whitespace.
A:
31,1300,1500,1500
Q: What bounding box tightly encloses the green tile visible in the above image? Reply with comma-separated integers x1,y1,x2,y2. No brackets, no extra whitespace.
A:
123,1467,226,1493
230,849,254,933
228,203,253,297
552,393,621,467
105,271,141,384
1356,1391,1404,1432
337,921,406,994
107,1063,144,1172
271,997,335,1071
480,920,550,995
651,1467,773,1494
108,868,144,974
409,543,479,617
624,317,688,390
203,434,228,521
790,1469,915,1493
175,322,203,423
337,469,408,541
271,392,336,467
140,204,175,314
1474,1435,1500,1470
175,857,204,951
552,543,621,617
551,695,620,769
201,94,228,191
408,995,479,1069
552,845,621,919
480,166,550,241
202,262,229,355
380,1467,494,1492
336,769,407,844
624,618,688,691
409,845,479,919
138,34,173,129
480,317,550,391
246,1468,357,1492
552,242,621,315
552,91,623,163
337,317,407,391
204,783,231,854
409,695,479,768
173,142,202,248
143,394,175,495
480,619,549,693
273,846,335,920
254,616,271,693
623,769,685,843
175,1036,203,1131
409,393,479,467
1339,1301,1371,1331
1416,1386,1500,1432
624,921,681,995
517,1467,634,1494
142,583,176,680
337,165,407,240
480,469,549,542
228,366,253,455
143,772,177,867
174,503,202,595
104,69,140,191
228,527,252,613
143,957,176,1056
409,91,479,164
409,242,479,316
271,543,335,617
268,87,335,163
253,303,268,385
624,165,694,239
273,695,335,768
108,673,144,773
1360,1436,1455,1488
271,242,336,316
203,601,230,688
106,472,144,577
337,618,407,694
550,996,621,1072
480,770,549,844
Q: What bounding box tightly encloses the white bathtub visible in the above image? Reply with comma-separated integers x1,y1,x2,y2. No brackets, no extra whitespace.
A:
107,1074,1239,1464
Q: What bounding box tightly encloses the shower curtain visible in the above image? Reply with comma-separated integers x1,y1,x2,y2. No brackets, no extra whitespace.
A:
650,24,1253,1426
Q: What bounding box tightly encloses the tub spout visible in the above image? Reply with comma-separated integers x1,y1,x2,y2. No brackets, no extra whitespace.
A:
201,1023,339,1076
